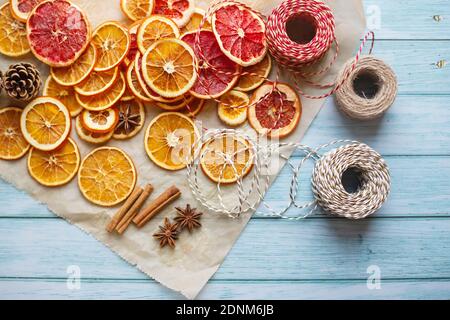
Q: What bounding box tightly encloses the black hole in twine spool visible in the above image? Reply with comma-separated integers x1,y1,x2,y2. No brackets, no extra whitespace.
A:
353,70,381,99
341,167,364,193
286,13,317,45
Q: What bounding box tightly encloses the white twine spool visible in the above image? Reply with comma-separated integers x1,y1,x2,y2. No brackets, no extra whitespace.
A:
335,56,397,120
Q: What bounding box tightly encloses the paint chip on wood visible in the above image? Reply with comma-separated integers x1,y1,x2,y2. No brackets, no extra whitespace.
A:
433,15,443,22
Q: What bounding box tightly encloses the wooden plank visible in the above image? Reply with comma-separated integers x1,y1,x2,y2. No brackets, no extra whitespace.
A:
0,218,449,281
0,279,449,300
2,156,448,218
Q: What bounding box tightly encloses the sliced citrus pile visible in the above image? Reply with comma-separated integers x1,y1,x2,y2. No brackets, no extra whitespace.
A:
181,8,211,34
121,85,135,102
50,43,97,87
153,0,194,28
20,97,71,151
78,146,137,207
76,73,127,111
27,0,91,66
10,0,44,22
235,54,272,92
212,3,267,67
180,97,205,117
218,90,249,127
75,68,119,96
28,138,80,187
81,108,119,133
156,95,194,111
113,99,145,140
43,76,83,117
0,107,30,160
181,30,240,99
121,0,154,21
137,15,179,54
126,63,152,102
248,82,302,138
142,38,197,98
144,112,199,170
75,115,114,144
200,136,254,184
0,3,30,57
92,21,130,72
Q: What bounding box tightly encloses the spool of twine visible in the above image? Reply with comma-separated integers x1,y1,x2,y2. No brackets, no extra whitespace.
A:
335,56,397,120
312,143,391,219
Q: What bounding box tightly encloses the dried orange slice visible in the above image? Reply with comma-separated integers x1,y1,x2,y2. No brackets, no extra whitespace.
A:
0,107,30,160
155,95,194,111
20,97,71,151
136,15,179,54
50,43,97,87
180,97,205,117
235,54,272,92
113,99,145,140
181,8,211,34
76,73,127,111
81,108,119,133
43,76,83,117
142,38,197,98
121,85,135,102
92,21,131,72
153,0,194,28
78,146,137,207
248,82,302,139
126,63,152,102
75,115,114,144
0,3,30,57
120,0,154,21
200,135,254,184
10,0,44,22
28,137,80,187
218,90,249,127
75,68,119,96
144,112,199,170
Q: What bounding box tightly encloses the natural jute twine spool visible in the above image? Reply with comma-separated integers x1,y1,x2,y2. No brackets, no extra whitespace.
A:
335,56,397,120
312,143,391,219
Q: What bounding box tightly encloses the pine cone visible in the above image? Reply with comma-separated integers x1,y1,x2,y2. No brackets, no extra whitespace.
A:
3,63,42,101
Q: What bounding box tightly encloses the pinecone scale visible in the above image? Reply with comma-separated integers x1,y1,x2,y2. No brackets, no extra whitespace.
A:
3,63,42,101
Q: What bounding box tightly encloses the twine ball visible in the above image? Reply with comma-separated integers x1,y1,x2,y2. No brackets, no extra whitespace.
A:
335,56,397,120
312,143,391,219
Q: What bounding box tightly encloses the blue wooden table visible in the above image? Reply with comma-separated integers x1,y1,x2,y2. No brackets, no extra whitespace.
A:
1,0,450,299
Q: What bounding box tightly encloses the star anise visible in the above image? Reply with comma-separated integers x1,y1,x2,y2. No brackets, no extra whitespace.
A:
116,104,141,134
174,204,203,232
153,217,179,248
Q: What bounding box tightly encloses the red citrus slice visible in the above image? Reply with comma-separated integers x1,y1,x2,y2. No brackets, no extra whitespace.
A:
27,0,91,67
248,82,302,139
10,0,44,22
123,21,141,67
181,30,240,99
153,0,194,28
211,2,267,67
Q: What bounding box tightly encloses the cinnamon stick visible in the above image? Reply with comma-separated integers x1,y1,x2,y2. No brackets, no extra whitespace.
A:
133,185,181,228
106,186,143,233
116,184,154,234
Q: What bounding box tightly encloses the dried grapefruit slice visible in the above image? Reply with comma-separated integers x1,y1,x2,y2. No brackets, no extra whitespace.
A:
211,2,267,67
50,43,97,87
43,76,83,117
78,146,137,207
0,107,30,160
218,90,249,127
75,68,119,96
20,97,71,151
142,38,197,98
0,3,30,57
126,63,152,102
76,73,126,111
27,0,90,67
180,97,205,117
181,30,240,99
200,135,254,184
75,115,113,144
81,108,119,133
113,99,145,140
181,8,211,34
123,21,141,67
144,112,199,170
10,0,43,22
120,0,154,21
28,137,80,187
235,54,271,92
92,21,130,72
153,0,194,28
248,82,302,139
136,15,179,54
